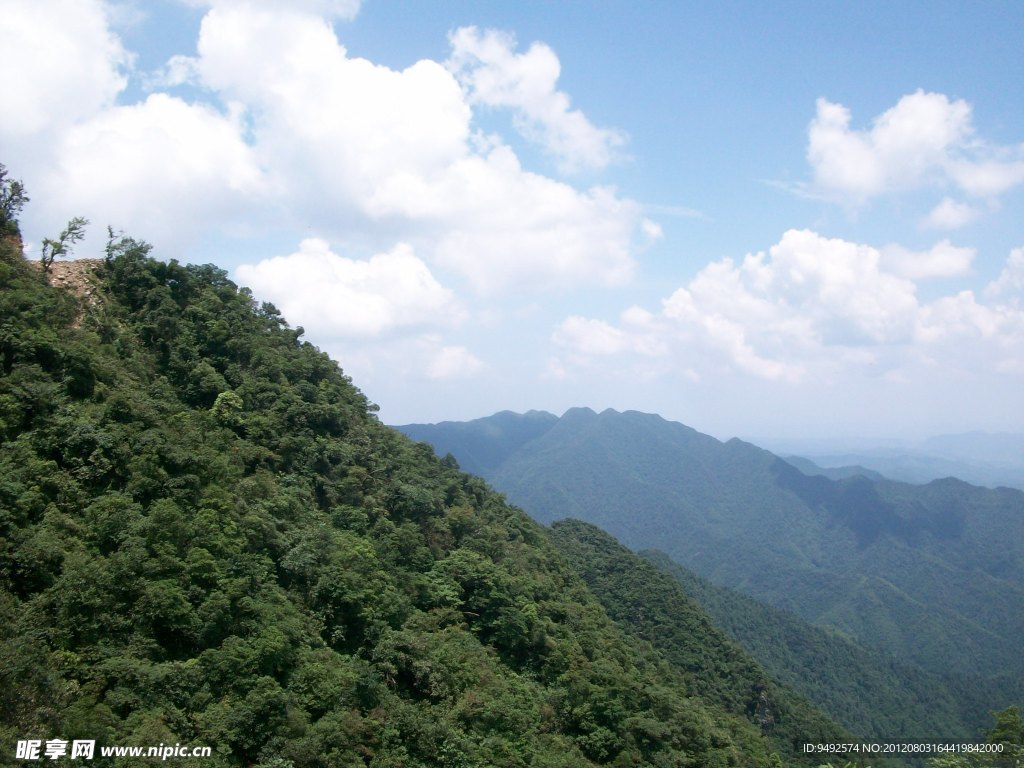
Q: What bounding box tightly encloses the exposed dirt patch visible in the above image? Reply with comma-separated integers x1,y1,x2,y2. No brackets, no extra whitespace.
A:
45,258,103,299
33,258,105,327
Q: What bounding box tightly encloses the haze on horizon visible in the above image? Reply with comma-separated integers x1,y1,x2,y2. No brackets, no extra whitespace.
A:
3,0,1023,443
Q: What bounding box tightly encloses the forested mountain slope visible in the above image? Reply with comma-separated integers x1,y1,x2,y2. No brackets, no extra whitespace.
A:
400,410,558,478
639,551,996,741
395,408,1024,736
0,224,847,765
547,521,849,752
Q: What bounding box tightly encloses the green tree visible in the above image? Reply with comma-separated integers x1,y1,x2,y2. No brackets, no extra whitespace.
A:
41,216,88,273
0,163,29,236
988,706,1024,766
927,706,1024,767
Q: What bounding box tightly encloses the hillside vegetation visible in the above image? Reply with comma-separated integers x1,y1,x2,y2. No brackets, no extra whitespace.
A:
547,521,849,752
639,551,991,741
395,408,1024,741
0,217,846,765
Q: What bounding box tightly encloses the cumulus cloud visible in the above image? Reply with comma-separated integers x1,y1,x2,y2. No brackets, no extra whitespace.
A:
191,5,471,198
650,230,921,379
429,164,642,292
1,1,263,251
42,94,263,250
947,156,1024,198
553,230,1024,383
176,0,362,20
807,90,1024,210
447,26,626,173
0,0,131,142
427,346,485,380
10,2,645,290
236,239,465,338
921,197,980,230
553,316,629,356
986,248,1024,305
880,240,975,280
145,54,201,89
183,7,643,291
311,334,486,402
915,291,1008,345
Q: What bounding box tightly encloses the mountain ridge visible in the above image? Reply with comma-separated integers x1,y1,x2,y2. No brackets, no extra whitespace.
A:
395,407,1024,739
773,430,1024,491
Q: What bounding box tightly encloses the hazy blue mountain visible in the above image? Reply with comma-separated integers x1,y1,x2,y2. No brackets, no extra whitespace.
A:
770,430,1024,491
794,450,1024,491
395,408,1024,717
398,409,557,476
781,454,886,482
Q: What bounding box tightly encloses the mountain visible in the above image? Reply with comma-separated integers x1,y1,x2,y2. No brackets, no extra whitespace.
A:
0,227,845,765
791,450,1024,491
780,455,885,482
547,520,850,750
395,407,1024,735
399,409,558,477
638,550,997,741
776,431,1024,491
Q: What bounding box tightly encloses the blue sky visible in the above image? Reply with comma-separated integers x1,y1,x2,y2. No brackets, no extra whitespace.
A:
3,0,1023,442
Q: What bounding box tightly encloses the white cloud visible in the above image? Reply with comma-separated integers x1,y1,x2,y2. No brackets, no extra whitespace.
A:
921,197,980,230
947,157,1024,198
807,90,1024,206
146,54,201,89
0,0,131,141
915,291,1006,344
553,230,1024,383
880,240,975,280
40,94,263,250
553,316,629,356
235,239,465,338
428,162,640,292
986,248,1024,306
176,0,362,20
7,3,645,292
186,7,641,291
312,334,486,408
728,230,919,346
447,26,626,173
641,219,664,240
193,6,471,186
547,305,664,387
427,346,484,380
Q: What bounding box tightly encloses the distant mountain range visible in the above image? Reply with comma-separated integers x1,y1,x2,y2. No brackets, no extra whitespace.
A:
770,431,1024,490
396,407,1024,737
773,455,886,482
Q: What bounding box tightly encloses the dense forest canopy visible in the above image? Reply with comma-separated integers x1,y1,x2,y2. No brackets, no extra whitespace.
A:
0,176,827,767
